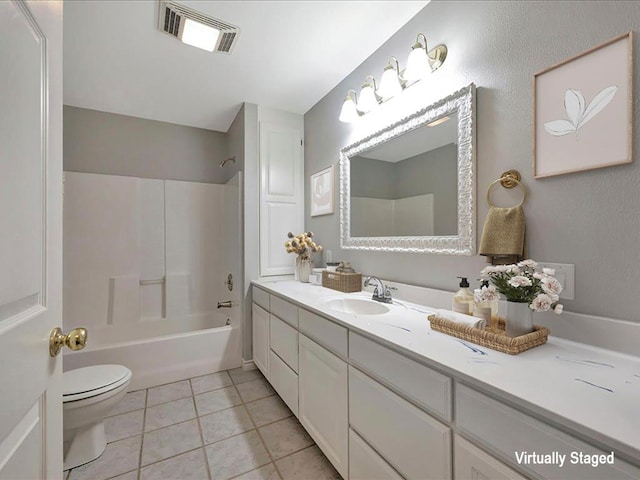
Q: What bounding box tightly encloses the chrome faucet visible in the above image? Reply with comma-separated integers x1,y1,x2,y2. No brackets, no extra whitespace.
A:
364,276,393,304
217,301,232,309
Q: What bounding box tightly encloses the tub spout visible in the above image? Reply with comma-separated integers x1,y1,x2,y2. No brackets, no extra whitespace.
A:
217,301,232,309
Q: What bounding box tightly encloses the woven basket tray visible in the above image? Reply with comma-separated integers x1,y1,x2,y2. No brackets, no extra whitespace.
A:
322,271,362,293
427,315,549,355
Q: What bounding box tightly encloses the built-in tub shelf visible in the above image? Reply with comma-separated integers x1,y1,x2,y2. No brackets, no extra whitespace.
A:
251,280,640,480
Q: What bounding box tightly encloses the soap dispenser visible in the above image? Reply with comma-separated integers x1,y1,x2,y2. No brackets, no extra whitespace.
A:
473,279,499,329
452,277,474,315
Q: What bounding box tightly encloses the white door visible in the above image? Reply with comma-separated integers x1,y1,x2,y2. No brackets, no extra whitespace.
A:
0,1,63,479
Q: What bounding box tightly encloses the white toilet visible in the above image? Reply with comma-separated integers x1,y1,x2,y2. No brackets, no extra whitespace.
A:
63,364,132,470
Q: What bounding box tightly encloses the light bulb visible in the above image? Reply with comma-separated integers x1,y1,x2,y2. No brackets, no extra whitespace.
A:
377,66,402,101
404,45,429,84
338,92,360,123
357,84,378,113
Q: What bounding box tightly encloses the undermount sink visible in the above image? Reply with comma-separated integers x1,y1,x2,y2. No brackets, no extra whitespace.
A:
321,297,390,316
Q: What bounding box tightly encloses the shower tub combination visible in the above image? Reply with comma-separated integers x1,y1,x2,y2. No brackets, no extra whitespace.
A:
64,312,242,390
62,172,244,390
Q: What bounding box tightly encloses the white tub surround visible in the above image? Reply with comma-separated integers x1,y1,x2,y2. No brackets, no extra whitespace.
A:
252,279,640,480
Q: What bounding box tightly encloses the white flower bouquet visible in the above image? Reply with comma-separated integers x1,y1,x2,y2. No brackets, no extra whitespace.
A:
284,231,322,260
480,259,564,314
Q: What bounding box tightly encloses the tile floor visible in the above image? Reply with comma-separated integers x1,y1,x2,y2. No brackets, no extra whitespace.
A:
64,368,341,480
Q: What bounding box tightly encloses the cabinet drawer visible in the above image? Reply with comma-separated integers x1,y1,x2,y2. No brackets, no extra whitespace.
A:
454,435,527,480
349,366,451,480
252,286,269,310
298,308,347,358
270,295,298,328
270,314,298,372
269,351,298,417
456,384,640,480
350,429,403,480
350,332,452,421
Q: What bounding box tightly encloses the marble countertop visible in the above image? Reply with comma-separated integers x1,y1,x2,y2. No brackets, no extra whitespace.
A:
253,279,640,463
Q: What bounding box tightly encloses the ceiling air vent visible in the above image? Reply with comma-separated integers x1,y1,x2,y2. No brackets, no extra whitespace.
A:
158,1,240,54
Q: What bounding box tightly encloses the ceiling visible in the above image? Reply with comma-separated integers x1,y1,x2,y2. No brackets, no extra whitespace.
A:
63,1,429,133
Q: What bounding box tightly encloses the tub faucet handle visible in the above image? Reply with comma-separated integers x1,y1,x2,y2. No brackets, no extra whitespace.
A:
217,301,233,309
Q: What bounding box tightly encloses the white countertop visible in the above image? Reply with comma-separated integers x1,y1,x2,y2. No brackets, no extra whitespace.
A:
253,279,640,463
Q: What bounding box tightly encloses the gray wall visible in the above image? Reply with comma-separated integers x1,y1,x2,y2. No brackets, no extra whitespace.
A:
64,106,231,183
304,0,640,323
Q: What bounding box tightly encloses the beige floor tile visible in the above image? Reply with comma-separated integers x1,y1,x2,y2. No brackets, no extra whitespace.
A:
236,378,275,403
259,418,313,460
109,471,138,480
141,419,202,466
147,380,192,407
109,390,146,417
276,446,340,480
205,430,271,480
68,435,141,480
229,367,264,385
105,409,144,443
195,385,242,416
245,396,292,427
140,448,209,480
145,397,197,431
200,405,254,445
232,463,280,480
191,371,233,394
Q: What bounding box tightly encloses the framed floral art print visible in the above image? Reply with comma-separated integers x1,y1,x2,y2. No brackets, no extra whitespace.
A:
533,32,633,178
310,165,334,216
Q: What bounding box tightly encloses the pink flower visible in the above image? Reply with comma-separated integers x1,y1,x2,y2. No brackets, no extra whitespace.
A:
541,277,563,296
518,259,538,268
530,293,553,312
554,304,564,314
508,275,532,288
542,267,556,276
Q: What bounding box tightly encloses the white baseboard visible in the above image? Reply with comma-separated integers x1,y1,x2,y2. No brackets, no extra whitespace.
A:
241,359,257,371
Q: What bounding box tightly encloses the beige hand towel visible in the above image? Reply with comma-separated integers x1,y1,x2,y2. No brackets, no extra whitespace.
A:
479,206,526,265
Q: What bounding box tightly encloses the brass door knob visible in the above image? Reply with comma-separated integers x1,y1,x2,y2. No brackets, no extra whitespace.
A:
49,327,88,357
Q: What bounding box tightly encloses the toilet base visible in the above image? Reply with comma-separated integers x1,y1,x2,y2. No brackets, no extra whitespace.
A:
63,420,107,471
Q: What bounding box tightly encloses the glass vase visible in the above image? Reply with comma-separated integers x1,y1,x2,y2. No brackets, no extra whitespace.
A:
505,301,534,337
295,256,311,283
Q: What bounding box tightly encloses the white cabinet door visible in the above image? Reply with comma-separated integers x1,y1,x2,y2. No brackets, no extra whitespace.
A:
259,122,303,277
298,334,348,479
350,429,403,480
454,435,527,480
252,303,270,379
0,1,63,478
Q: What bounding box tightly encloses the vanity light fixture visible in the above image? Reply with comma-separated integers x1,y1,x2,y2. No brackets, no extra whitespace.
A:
338,34,447,123
403,33,448,84
338,90,361,123
376,57,404,101
357,75,379,114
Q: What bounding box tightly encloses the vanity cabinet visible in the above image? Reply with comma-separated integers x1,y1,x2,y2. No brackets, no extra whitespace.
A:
251,283,640,480
298,333,349,479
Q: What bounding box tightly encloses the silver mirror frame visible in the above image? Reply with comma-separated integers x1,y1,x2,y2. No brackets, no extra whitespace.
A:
339,83,476,254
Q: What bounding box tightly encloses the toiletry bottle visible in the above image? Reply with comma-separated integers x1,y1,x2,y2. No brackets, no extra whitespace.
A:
452,277,474,315
473,279,498,328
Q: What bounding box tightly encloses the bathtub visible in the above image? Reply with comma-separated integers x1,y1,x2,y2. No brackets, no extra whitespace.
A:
63,312,243,390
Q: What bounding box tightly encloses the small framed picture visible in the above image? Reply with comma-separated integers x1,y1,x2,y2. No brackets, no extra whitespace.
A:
310,165,334,216
533,32,633,178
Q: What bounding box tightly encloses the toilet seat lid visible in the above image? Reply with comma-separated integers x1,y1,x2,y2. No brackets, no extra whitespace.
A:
64,365,131,398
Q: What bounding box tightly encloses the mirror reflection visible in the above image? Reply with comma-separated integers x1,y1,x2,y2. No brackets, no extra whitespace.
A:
349,113,458,237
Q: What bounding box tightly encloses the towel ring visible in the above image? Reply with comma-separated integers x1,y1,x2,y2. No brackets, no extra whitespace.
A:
487,171,526,207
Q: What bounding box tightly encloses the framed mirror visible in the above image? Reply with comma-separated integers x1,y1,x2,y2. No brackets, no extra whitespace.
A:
339,83,476,254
